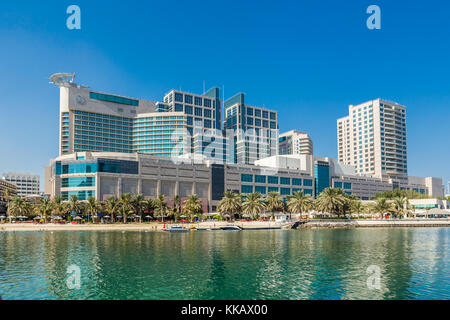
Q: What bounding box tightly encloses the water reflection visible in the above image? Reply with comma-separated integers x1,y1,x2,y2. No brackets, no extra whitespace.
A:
0,228,448,300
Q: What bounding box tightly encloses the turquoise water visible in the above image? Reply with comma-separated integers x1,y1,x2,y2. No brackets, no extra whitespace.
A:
0,228,449,300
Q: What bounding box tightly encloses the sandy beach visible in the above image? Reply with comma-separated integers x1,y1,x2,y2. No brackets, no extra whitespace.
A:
0,221,288,232
1,219,450,232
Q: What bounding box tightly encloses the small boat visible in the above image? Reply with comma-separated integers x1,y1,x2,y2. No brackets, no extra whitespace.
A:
163,226,190,232
219,225,242,231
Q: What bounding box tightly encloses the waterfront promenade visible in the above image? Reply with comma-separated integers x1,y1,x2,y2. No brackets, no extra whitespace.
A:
1,219,450,232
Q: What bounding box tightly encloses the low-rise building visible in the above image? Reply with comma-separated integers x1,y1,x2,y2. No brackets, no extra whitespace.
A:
0,179,17,214
2,172,40,197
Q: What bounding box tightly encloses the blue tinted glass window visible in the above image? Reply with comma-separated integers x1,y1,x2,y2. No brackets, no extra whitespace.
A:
255,175,266,183
334,181,343,188
262,111,268,119
241,174,253,182
280,177,290,185
185,105,193,115
195,107,203,116
303,179,313,187
292,178,302,186
184,95,193,104
194,97,203,106
344,182,352,189
241,185,253,194
280,187,290,195
175,93,183,102
255,186,266,194
174,104,183,112
268,176,279,184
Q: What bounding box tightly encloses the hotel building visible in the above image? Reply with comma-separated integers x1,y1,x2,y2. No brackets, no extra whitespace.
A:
279,130,313,156
1,173,40,197
0,179,17,214
338,99,409,187
47,74,445,205
44,152,315,212
53,74,222,159
224,93,279,165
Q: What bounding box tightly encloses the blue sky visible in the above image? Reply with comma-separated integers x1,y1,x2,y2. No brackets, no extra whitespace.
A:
0,0,449,191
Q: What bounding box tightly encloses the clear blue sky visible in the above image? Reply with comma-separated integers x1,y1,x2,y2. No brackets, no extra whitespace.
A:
0,0,449,191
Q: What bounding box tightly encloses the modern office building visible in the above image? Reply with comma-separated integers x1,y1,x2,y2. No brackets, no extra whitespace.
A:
44,152,315,211
224,93,279,164
2,173,40,197
279,130,313,156
0,179,17,214
52,73,222,159
337,99,408,183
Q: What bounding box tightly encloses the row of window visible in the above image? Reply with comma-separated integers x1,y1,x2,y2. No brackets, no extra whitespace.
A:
241,185,313,196
241,174,313,186
90,92,139,107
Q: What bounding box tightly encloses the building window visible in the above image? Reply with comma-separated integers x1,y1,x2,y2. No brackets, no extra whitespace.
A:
268,176,279,184
204,99,211,107
255,175,266,183
204,119,212,128
204,109,212,118
185,105,193,115
262,111,269,119
174,104,183,112
254,109,261,117
194,97,203,106
175,93,183,102
247,107,253,116
280,187,290,195
241,174,253,182
241,185,253,194
292,178,302,186
255,186,266,194
268,187,279,193
195,107,203,116
184,95,193,104
280,177,290,185
247,117,253,125
334,181,343,188
303,179,313,187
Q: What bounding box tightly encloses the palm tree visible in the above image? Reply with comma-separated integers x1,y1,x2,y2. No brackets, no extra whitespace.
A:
52,196,69,219
217,191,242,220
374,198,391,219
242,192,265,220
183,194,203,222
69,195,83,218
315,188,346,216
351,200,363,217
265,192,284,220
142,198,155,220
287,191,313,218
173,195,181,215
119,193,133,223
392,197,408,219
86,196,101,223
7,196,31,222
104,196,120,223
3,188,12,215
131,194,144,222
154,194,168,222
35,198,54,222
